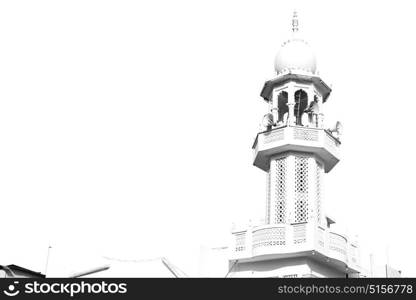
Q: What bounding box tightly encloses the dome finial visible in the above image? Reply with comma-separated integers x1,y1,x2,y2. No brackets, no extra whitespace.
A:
274,11,316,75
292,10,299,33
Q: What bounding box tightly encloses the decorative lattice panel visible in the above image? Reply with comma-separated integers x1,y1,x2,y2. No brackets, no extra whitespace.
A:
316,161,323,225
329,233,347,256
294,156,309,223
294,127,319,141
252,227,286,249
264,128,284,143
293,223,307,244
266,170,271,224
234,232,246,252
274,157,287,224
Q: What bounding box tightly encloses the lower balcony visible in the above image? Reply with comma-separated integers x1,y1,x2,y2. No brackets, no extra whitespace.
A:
230,222,360,273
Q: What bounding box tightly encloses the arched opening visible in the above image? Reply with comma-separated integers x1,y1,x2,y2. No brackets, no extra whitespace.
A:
294,90,308,126
277,91,288,123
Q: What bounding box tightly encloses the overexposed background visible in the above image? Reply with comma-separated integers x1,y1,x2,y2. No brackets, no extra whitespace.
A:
0,0,415,276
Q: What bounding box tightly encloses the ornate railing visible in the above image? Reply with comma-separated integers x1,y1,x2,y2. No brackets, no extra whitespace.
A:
263,128,285,144
328,232,348,262
252,226,286,250
231,223,359,269
253,126,341,172
293,127,319,142
234,231,247,252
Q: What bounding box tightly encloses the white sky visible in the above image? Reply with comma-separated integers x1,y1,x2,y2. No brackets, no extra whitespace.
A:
0,0,415,277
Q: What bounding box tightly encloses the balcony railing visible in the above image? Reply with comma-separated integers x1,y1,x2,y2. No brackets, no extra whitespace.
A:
253,126,341,172
230,223,359,270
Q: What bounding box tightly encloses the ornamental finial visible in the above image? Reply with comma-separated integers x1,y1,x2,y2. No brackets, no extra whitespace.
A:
292,11,299,33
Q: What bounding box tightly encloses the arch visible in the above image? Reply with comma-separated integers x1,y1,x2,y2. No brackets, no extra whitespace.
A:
294,89,308,126
277,91,288,123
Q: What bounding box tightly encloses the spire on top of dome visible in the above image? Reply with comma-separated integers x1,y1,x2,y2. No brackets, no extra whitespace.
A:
292,11,299,33
273,11,317,75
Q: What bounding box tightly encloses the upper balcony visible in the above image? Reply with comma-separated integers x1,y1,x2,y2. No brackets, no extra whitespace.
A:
252,125,340,172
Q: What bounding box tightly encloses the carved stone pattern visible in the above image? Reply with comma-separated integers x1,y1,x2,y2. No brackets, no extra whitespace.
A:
252,227,286,249
293,223,307,244
294,127,319,141
294,156,309,223
274,158,287,224
329,233,347,255
264,128,284,143
316,162,323,225
234,232,246,252
266,170,271,224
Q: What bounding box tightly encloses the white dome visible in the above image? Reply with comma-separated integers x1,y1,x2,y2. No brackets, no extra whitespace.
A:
274,38,317,74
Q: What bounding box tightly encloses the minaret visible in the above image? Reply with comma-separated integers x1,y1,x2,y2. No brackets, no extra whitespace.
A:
229,12,360,278
260,11,331,229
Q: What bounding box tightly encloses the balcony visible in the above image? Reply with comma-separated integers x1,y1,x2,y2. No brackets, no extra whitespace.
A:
230,223,360,273
253,126,340,172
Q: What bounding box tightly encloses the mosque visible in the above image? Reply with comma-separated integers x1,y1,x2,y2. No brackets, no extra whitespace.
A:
199,12,401,278
1,11,401,279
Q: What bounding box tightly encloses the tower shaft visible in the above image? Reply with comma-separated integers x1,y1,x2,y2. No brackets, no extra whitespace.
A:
266,153,323,226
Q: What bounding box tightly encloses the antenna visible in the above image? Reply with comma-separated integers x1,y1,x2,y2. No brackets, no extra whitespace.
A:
385,244,390,278
369,253,374,277
44,246,52,277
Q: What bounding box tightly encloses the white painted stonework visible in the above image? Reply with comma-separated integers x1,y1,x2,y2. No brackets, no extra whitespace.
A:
227,13,361,278
196,12,401,279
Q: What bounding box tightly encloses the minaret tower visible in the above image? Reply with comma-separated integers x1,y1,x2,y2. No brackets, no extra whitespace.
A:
229,12,360,278
260,11,332,230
